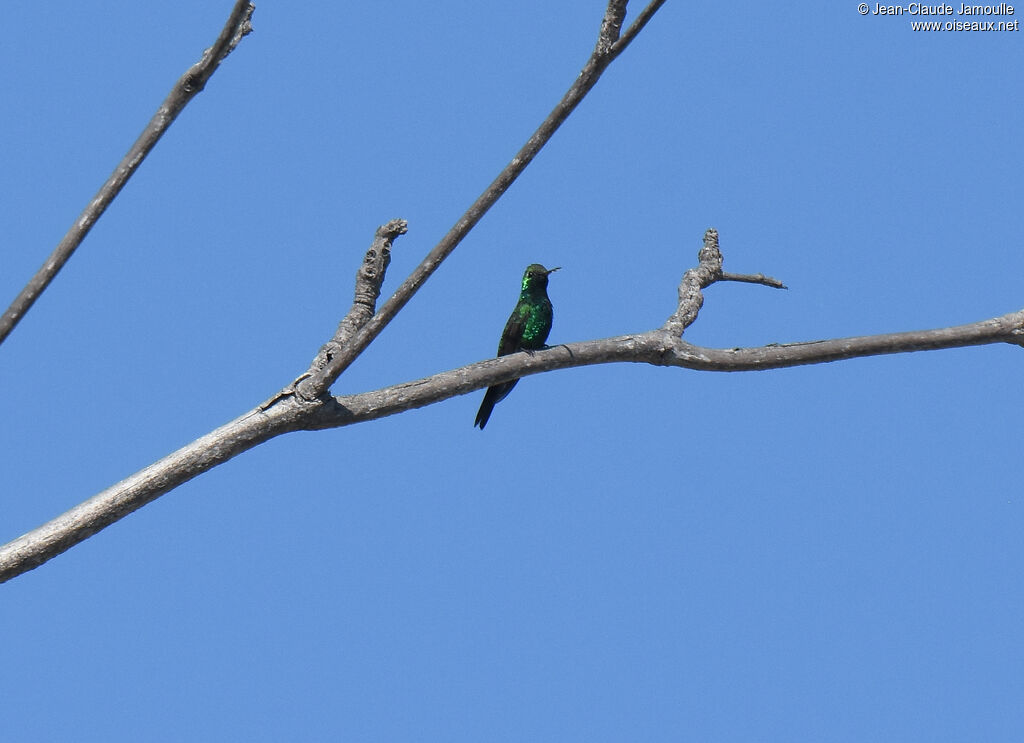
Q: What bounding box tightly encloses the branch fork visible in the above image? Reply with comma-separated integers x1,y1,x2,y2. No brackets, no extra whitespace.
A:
663,228,786,336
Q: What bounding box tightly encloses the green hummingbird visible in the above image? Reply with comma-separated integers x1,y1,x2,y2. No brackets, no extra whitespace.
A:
474,263,560,430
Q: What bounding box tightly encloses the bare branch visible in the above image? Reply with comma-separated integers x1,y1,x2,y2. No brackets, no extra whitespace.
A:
0,1,255,347
304,310,1024,428
324,219,409,353
2,221,1019,583
610,0,669,59
0,400,306,584
1,218,409,583
260,220,408,409
720,272,788,289
295,0,669,400
663,228,785,335
597,0,629,54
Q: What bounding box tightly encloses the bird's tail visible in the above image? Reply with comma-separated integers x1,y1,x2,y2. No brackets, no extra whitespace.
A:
473,380,518,429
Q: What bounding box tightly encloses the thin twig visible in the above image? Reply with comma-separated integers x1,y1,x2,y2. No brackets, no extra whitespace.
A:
296,0,669,401
720,272,788,289
0,1,255,347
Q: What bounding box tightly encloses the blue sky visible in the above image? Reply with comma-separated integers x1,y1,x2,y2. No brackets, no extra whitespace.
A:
1,2,1022,740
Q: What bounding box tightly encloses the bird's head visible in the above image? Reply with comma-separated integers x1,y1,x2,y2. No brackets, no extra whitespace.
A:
522,264,560,290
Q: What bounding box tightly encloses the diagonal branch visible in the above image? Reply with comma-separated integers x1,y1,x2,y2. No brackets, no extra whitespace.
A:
0,399,306,585
1,221,404,584
0,0,255,347
296,0,670,401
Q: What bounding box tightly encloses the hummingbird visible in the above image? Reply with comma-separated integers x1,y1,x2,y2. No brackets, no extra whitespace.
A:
474,263,559,430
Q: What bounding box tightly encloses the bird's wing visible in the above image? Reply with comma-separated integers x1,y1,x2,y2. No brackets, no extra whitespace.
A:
496,303,528,356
